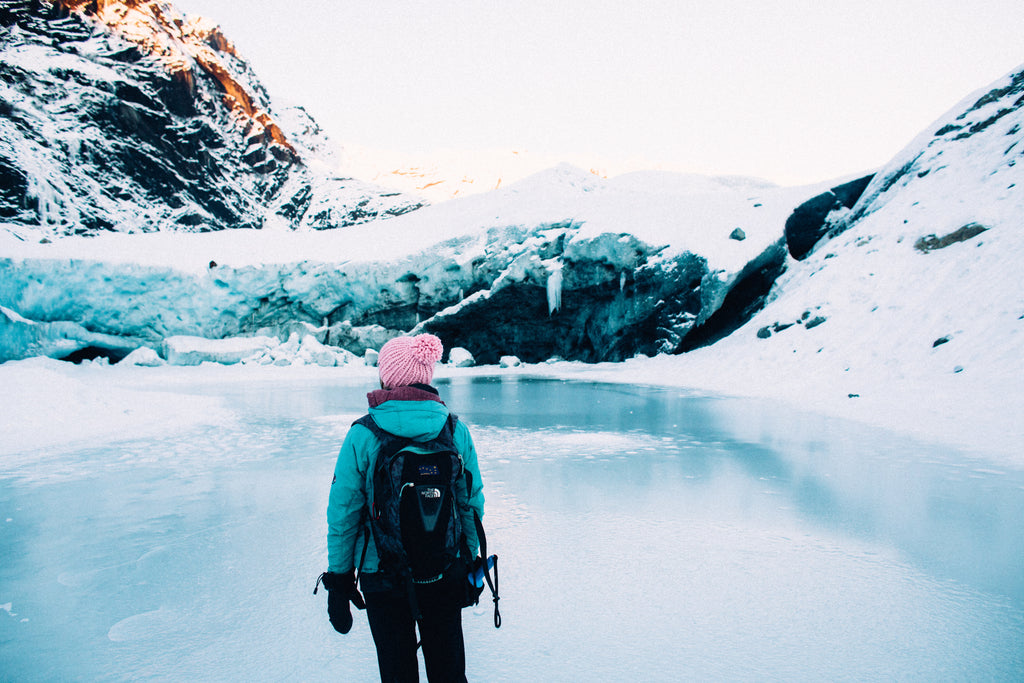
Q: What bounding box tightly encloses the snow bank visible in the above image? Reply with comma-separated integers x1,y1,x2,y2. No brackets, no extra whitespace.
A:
0,357,236,460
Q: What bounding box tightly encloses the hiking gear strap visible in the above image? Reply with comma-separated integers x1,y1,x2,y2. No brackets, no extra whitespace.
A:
474,509,501,628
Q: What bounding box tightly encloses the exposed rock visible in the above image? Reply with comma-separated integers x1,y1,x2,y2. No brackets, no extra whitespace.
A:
674,240,788,353
844,65,1024,229
752,309,826,340
914,223,989,253
784,175,874,260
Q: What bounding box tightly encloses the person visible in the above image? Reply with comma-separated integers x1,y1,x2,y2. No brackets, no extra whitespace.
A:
322,333,485,682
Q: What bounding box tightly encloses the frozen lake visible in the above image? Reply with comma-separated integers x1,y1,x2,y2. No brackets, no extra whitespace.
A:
2,375,1023,681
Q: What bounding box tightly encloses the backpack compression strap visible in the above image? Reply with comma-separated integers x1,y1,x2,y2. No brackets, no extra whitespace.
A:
475,509,501,628
466,469,501,628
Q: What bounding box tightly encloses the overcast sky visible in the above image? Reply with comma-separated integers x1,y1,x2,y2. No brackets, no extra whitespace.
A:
171,0,1023,186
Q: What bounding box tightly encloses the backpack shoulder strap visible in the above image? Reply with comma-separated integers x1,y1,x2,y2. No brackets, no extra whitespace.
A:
353,414,384,437
439,412,458,449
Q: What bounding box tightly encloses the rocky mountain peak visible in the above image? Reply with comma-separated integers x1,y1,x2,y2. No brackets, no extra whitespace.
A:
0,0,423,238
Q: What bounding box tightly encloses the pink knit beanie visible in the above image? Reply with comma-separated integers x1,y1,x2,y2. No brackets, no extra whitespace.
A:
378,334,444,389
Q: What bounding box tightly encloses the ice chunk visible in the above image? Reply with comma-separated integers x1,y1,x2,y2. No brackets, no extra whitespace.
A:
162,335,276,366
449,347,475,367
121,347,165,367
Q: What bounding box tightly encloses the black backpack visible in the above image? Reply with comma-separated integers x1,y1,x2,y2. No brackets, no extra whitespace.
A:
354,413,501,626
356,413,466,584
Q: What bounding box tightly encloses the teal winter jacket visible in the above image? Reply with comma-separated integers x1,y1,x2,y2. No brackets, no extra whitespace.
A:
327,385,485,575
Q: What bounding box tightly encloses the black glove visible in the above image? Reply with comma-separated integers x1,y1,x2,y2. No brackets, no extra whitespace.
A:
317,571,366,634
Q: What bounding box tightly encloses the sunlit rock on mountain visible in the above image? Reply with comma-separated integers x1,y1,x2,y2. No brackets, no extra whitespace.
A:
0,0,423,238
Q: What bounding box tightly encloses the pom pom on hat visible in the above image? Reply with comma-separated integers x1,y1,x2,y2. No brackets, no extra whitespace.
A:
378,334,444,388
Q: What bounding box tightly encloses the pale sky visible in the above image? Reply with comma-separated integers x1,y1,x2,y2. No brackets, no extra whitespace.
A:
171,0,1023,186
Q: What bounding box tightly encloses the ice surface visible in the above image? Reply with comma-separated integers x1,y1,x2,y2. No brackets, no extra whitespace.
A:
1,373,1022,681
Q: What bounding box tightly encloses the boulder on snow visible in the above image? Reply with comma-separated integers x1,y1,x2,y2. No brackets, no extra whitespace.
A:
364,349,379,367
784,174,874,260
448,347,475,367
499,355,522,368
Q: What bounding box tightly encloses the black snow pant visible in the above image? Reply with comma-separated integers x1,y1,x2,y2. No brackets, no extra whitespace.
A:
362,572,468,683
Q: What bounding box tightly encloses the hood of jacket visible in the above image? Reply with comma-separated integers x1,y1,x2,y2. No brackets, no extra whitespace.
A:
366,385,449,441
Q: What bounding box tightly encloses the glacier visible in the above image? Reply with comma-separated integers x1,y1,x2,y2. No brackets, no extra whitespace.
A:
0,164,817,365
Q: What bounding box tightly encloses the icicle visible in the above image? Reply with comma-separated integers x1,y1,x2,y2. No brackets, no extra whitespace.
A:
546,261,563,315
27,175,61,227
619,271,626,292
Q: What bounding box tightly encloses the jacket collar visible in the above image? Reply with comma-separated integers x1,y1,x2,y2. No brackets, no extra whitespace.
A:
366,384,445,408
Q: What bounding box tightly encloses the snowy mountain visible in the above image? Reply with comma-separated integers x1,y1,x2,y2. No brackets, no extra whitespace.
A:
0,0,423,239
341,146,546,204
624,61,1024,456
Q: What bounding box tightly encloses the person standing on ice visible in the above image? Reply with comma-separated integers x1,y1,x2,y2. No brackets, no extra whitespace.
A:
319,333,485,682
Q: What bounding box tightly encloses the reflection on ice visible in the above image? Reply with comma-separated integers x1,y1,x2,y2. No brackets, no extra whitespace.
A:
1,377,1022,680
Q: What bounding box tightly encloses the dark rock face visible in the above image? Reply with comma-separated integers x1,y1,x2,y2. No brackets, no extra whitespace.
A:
423,251,708,364
934,69,1024,141
675,240,788,353
784,175,873,260
0,0,422,238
